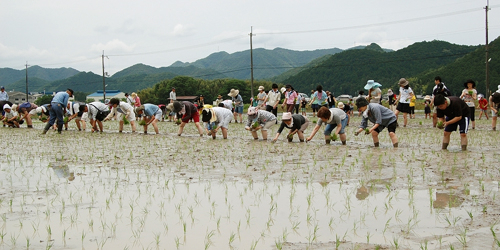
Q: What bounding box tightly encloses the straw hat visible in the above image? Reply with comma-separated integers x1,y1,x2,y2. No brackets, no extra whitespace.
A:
424,95,431,100
398,78,409,86
337,102,345,109
228,89,239,97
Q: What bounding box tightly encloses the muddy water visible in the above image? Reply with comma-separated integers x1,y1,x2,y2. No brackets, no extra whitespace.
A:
1,116,500,249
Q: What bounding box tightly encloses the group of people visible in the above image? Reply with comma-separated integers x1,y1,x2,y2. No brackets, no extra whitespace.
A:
2,76,500,151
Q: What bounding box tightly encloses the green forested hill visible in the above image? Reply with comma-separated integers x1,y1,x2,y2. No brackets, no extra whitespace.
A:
176,47,344,80
0,66,79,88
413,37,500,95
282,40,479,95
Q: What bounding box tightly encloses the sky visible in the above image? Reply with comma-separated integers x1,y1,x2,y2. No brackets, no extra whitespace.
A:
1,0,499,76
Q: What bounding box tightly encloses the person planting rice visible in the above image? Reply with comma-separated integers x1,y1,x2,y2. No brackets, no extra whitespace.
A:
2,104,20,128
104,98,136,133
13,102,38,128
272,112,310,142
65,102,86,131
245,107,277,140
201,107,233,139
306,106,348,145
434,94,470,151
354,97,399,148
134,104,162,134
228,89,244,123
84,101,110,133
477,94,488,120
489,90,500,131
42,89,74,134
172,101,205,137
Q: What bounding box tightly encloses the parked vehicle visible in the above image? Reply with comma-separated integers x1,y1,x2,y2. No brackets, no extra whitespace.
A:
298,93,311,103
336,95,352,102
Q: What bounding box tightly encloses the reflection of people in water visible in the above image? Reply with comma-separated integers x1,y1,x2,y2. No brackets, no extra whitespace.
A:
356,186,369,200
50,163,75,181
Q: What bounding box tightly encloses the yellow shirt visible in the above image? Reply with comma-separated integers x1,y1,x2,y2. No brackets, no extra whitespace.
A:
409,95,416,107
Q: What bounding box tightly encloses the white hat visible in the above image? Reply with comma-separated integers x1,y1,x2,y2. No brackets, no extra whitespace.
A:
3,104,11,110
228,89,239,97
337,102,344,109
247,107,258,116
282,112,292,121
258,86,264,91
280,87,286,94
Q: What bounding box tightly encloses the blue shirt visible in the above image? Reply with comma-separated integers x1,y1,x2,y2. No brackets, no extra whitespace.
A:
51,91,70,106
0,91,8,101
144,104,159,116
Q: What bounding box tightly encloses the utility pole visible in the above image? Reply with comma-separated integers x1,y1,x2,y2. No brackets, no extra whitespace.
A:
485,0,490,96
249,26,256,98
102,51,106,102
25,62,29,102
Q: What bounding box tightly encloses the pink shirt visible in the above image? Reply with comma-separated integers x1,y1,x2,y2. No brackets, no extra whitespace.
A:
285,91,298,105
134,97,141,107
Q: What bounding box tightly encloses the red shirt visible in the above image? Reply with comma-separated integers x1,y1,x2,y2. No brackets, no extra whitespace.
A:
479,98,488,109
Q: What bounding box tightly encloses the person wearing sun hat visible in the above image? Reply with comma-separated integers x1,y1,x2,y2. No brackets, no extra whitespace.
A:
424,95,432,119
354,97,399,148
2,104,20,128
306,106,348,145
256,86,267,109
201,106,233,139
394,78,414,127
173,101,205,136
245,107,277,140
459,79,477,129
272,112,310,142
364,80,382,104
228,89,243,123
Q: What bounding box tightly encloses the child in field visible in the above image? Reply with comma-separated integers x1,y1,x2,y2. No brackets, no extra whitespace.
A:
424,96,431,119
272,112,310,142
434,94,470,151
478,94,488,120
301,98,307,116
354,97,399,147
2,104,20,128
245,107,277,140
409,94,416,119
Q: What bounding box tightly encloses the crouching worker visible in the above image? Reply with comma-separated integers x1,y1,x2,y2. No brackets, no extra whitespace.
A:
65,102,87,131
245,107,277,140
272,112,310,142
104,98,136,133
2,104,20,128
172,101,205,137
15,102,38,128
134,104,161,134
306,106,348,145
354,97,399,147
201,107,233,139
85,101,110,133
434,94,470,151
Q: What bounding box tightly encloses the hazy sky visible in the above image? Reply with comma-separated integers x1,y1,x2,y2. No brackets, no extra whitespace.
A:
1,0,499,76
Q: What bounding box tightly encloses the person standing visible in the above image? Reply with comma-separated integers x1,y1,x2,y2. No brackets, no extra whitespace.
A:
387,89,396,112
0,86,8,101
264,84,281,119
282,84,298,113
172,101,205,136
168,87,177,122
215,95,223,107
489,91,500,131
434,94,470,151
326,91,336,108
42,89,73,134
459,79,477,129
104,98,136,133
409,94,416,119
365,80,382,104
134,104,161,134
256,86,267,109
228,89,243,123
309,85,328,117
272,112,310,142
394,78,414,127
245,107,277,140
354,97,399,148
478,94,489,120
306,106,348,145
431,76,452,127
131,92,141,120
125,93,134,106
424,96,432,119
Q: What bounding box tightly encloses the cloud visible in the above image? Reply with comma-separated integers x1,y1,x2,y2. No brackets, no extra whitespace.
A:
171,24,195,37
0,43,52,66
90,39,135,53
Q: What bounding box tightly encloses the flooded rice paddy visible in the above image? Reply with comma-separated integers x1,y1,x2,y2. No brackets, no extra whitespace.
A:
1,114,500,249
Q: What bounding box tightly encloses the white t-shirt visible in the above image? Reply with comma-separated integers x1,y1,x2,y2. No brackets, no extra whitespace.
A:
398,87,413,104
461,89,477,107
